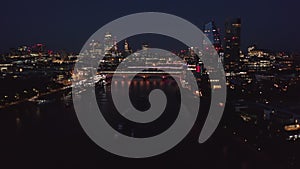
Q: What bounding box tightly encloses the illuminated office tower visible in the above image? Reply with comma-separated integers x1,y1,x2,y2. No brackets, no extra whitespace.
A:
88,40,102,56
203,21,222,52
104,32,114,56
123,40,132,56
224,18,241,72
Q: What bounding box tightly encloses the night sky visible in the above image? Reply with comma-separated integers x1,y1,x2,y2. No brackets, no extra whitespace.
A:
1,0,299,53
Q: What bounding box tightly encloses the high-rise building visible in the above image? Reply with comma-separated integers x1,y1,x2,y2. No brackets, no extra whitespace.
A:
123,40,132,56
203,21,223,64
203,21,222,52
88,40,102,56
224,18,241,72
104,32,114,56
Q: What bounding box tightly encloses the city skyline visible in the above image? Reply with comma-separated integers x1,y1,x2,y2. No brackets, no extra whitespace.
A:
1,0,299,53
1,2,300,169
1,19,298,56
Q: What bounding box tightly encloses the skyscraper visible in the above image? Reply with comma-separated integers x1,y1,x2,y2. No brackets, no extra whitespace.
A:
203,21,222,52
224,18,241,72
104,32,114,56
123,40,132,56
88,40,102,56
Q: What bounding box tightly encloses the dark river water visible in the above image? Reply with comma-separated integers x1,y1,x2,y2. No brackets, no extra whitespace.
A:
0,78,298,169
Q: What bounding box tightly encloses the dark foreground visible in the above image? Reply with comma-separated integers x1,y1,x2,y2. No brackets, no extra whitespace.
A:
0,78,300,169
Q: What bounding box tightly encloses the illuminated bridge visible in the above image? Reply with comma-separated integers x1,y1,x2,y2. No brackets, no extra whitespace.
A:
97,71,184,79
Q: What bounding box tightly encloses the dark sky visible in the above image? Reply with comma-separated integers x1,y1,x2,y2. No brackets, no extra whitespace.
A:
1,0,299,53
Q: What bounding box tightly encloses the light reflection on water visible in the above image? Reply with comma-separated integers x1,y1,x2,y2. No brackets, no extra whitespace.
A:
0,78,292,169
5,78,180,133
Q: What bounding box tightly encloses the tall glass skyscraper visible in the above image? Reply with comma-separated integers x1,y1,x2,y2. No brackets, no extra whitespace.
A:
104,32,114,56
204,21,222,52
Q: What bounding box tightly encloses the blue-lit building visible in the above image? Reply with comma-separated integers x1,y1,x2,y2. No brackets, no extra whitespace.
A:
203,21,223,64
203,21,222,52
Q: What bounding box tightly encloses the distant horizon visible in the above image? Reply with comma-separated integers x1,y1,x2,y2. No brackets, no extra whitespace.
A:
1,22,299,54
1,37,299,56
1,0,299,54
